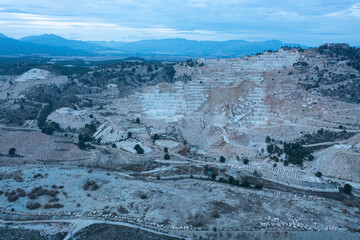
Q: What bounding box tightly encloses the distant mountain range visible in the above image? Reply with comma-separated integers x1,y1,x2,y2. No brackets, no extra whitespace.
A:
0,33,308,59
0,34,89,56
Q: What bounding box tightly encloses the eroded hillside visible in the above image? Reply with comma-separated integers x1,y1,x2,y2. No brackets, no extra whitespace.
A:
0,45,359,239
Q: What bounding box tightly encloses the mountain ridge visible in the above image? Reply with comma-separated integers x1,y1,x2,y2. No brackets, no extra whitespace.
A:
0,36,89,56
2,33,309,58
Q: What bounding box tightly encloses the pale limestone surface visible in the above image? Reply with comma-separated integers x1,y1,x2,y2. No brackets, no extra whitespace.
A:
47,107,92,130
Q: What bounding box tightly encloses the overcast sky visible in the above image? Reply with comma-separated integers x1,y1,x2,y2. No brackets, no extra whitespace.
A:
0,0,359,46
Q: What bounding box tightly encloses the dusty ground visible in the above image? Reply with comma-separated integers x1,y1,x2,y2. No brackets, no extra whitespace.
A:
0,164,359,239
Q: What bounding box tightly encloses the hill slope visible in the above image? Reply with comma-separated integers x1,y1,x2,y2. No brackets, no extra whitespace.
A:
2,33,308,58
20,34,112,52
90,38,308,57
0,37,89,56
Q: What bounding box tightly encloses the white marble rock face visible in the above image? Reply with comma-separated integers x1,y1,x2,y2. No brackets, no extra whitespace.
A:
14,68,50,82
92,121,128,144
47,107,92,130
139,50,300,121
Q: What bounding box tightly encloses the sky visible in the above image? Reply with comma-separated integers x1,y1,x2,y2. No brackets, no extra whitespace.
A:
0,0,359,46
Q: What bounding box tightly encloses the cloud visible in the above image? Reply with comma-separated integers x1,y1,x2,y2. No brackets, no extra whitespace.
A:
349,3,360,16
326,3,360,17
0,0,359,46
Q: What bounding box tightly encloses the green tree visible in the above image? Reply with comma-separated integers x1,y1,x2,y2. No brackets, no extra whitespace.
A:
151,134,159,142
78,140,86,150
267,144,274,154
241,180,250,188
164,154,170,160
315,171,322,178
134,144,144,154
228,176,235,185
343,184,352,194
220,156,226,163
8,148,16,156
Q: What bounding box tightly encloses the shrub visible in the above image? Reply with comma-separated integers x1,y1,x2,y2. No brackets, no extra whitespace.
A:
26,202,41,210
49,197,59,202
33,173,43,178
83,181,99,191
27,193,37,199
18,190,26,197
164,147,168,153
91,182,99,191
5,190,16,197
83,181,92,190
52,203,64,208
191,221,204,228
255,184,263,189
164,154,170,160
219,156,226,163
212,212,220,218
44,203,52,209
36,188,44,196
14,176,23,182
118,205,129,214
243,158,249,165
315,171,322,178
8,194,19,202
140,194,147,199
112,143,116,148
